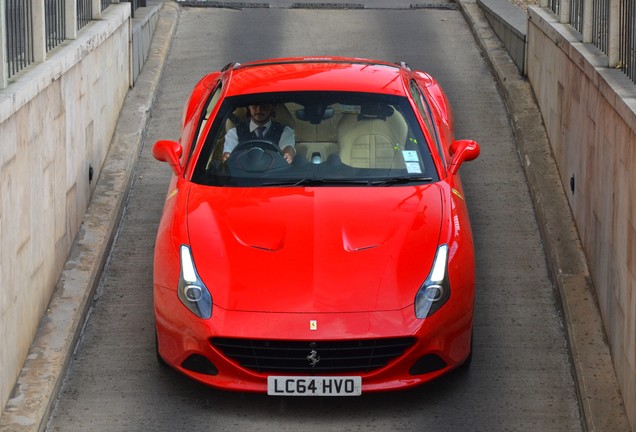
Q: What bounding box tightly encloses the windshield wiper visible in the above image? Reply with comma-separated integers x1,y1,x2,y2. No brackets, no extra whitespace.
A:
262,178,372,187
369,176,434,186
262,176,434,187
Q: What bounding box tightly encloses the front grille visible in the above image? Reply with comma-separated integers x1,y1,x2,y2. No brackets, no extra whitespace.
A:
211,337,415,374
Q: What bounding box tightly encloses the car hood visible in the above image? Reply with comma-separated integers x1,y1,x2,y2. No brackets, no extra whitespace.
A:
187,185,443,313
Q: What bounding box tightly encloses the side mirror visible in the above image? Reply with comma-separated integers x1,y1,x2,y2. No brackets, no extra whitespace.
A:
153,140,183,176
448,140,480,175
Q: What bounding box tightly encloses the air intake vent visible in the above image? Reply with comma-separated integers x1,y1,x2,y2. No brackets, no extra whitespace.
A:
211,337,415,374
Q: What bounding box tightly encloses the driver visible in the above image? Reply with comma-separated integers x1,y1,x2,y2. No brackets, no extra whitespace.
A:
222,102,296,163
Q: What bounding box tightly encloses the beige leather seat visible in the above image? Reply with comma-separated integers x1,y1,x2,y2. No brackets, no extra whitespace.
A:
337,105,405,168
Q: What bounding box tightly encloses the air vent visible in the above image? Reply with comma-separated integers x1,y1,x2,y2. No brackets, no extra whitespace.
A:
212,337,415,374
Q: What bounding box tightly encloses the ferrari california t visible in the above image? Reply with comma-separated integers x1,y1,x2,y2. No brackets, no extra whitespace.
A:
152,57,480,395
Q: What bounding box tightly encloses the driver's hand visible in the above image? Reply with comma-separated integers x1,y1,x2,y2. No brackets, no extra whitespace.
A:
282,147,295,164
222,152,231,162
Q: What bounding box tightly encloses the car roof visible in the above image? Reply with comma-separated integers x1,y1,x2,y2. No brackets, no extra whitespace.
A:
222,57,412,97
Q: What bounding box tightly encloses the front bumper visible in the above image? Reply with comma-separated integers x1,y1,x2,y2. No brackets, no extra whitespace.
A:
154,284,473,393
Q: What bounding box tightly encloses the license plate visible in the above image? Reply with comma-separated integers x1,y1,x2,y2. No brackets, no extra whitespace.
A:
267,376,362,396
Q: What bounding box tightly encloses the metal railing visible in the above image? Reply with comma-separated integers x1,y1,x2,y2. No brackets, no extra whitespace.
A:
570,0,584,32
45,0,66,52
592,0,609,55
2,0,141,85
77,0,93,30
619,0,636,81
127,0,146,18
549,0,560,17
5,0,34,78
544,0,636,84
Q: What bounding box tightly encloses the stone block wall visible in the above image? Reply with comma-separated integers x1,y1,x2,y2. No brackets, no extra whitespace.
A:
0,4,131,412
527,7,636,429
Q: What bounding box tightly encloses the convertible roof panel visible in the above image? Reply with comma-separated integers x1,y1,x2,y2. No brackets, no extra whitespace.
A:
224,58,409,97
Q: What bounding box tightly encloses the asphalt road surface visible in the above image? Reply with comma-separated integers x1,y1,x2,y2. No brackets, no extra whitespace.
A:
46,4,583,431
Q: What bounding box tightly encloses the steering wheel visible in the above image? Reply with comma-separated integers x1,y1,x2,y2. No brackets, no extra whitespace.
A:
232,139,283,155
226,139,287,172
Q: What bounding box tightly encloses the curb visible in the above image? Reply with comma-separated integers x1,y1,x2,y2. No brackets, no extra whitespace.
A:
459,2,630,431
0,3,180,431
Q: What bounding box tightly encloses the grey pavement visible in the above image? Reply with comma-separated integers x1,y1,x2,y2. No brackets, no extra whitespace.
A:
0,1,629,431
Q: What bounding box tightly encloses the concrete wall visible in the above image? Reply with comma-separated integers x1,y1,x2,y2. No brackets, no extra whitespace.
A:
527,7,636,429
131,2,162,85
477,0,527,73
0,4,131,413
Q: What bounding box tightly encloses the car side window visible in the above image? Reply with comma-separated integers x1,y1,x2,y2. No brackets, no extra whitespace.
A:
188,83,223,161
409,81,445,166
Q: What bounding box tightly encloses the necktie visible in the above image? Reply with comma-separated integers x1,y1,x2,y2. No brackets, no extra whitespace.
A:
256,126,265,138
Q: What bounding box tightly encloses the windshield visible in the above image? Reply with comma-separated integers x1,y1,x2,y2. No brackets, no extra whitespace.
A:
191,91,439,186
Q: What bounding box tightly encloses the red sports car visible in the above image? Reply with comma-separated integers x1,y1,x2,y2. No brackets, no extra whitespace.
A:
152,57,480,395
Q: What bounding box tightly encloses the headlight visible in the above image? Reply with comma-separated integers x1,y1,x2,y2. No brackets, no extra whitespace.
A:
415,244,450,319
178,245,212,319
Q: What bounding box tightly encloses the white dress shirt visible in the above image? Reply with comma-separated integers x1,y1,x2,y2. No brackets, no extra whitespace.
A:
224,119,295,153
